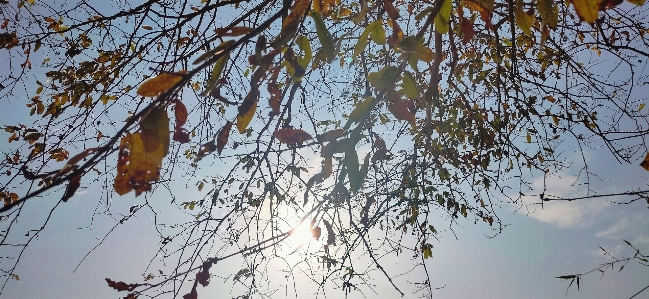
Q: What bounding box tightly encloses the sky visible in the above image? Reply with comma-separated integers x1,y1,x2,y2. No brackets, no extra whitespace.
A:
0,0,648,299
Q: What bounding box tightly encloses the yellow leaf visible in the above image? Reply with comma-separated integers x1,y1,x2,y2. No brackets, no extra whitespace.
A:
572,0,601,23
202,52,229,96
538,0,558,29
140,107,170,156
526,133,532,143
296,35,312,68
272,0,311,48
367,19,386,45
552,115,559,125
435,0,453,34
514,0,534,36
137,71,186,97
627,0,645,5
237,90,259,133
639,103,645,111
114,132,164,196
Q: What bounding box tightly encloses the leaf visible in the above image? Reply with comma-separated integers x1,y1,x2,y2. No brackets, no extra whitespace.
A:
105,278,144,292
323,219,336,245
459,14,475,44
182,289,197,299
383,0,401,20
312,0,336,15
353,32,369,57
323,157,333,178
526,133,532,143
387,91,416,125
317,129,345,143
367,65,400,90
367,19,386,45
272,0,311,48
572,0,601,23
140,107,170,156
538,0,559,29
639,103,645,111
196,264,211,287
202,50,229,96
215,26,253,36
296,35,312,68
216,121,232,154
310,12,336,62
347,97,377,125
371,133,387,163
401,71,420,99
346,149,364,193
233,268,250,282
174,100,188,128
193,40,235,64
627,0,645,5
237,89,259,133
195,141,216,162
514,0,534,36
274,128,313,144
640,153,649,170
114,132,164,196
434,0,453,34
61,175,81,202
137,71,186,97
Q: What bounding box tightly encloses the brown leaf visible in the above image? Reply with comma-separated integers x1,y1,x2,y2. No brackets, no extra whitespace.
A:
105,278,143,292
137,71,186,97
61,175,81,202
195,141,216,162
387,91,416,125
317,129,345,143
459,14,475,44
323,157,333,178
216,121,232,154
183,289,197,299
196,264,211,287
173,130,191,143
640,152,649,171
174,99,188,128
274,128,312,144
215,26,253,36
371,133,387,163
272,0,311,48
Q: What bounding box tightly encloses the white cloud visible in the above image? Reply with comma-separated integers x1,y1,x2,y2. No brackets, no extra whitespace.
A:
516,173,610,229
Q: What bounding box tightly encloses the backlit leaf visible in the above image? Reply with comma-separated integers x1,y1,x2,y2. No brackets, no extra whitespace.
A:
353,32,369,56
401,71,420,99
572,0,601,23
193,40,235,64
274,128,313,144
311,226,322,240
215,26,253,36
174,100,188,127
627,0,645,5
140,107,170,155
538,0,558,29
114,132,164,196
383,0,401,20
367,66,400,90
346,149,362,192
272,0,311,48
137,71,186,97
434,0,452,34
347,97,377,125
367,19,386,45
514,0,534,36
237,89,259,133
310,12,336,62
387,91,416,125
216,121,232,154
202,50,229,96
296,35,312,69
317,129,345,143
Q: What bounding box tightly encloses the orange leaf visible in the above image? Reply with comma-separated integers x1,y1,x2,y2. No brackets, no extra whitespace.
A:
136,71,186,97
216,121,232,154
113,132,164,196
237,89,259,133
311,226,322,240
272,0,311,48
174,99,188,127
274,128,313,144
640,152,649,171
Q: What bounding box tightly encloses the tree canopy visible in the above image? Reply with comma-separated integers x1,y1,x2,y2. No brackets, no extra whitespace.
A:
1,0,648,298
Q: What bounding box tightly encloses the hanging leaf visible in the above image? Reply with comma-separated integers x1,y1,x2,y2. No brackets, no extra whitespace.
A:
347,97,377,125
237,89,259,133
458,12,475,44
323,219,336,245
195,264,211,287
626,0,645,5
202,50,230,96
353,31,370,57
515,0,534,36
371,133,387,163
105,278,144,292
174,100,188,127
311,226,322,240
296,35,312,68
216,121,232,154
114,132,164,196
323,156,333,178
137,71,186,97
310,12,336,62
215,26,253,36
640,152,649,170
434,0,453,34
312,0,336,15
367,19,386,45
346,149,364,193
274,128,313,144
401,71,421,99
572,0,601,23
271,0,311,48
195,141,217,162
538,0,559,29
140,107,170,155
383,0,401,20
367,65,400,90
61,175,81,202
387,92,417,125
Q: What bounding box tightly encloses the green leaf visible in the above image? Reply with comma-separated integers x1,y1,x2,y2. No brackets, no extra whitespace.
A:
514,0,534,36
367,19,386,45
201,53,229,96
347,97,377,125
401,71,420,99
193,40,235,64
367,66,400,90
296,35,312,68
353,31,369,57
434,0,452,34
310,12,336,62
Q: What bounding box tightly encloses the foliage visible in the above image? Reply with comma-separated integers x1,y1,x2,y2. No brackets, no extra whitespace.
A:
0,0,648,297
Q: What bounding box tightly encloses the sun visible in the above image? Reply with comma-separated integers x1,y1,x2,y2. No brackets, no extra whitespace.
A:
286,219,321,254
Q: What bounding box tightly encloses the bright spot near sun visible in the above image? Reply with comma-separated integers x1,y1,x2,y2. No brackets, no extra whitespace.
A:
286,219,321,254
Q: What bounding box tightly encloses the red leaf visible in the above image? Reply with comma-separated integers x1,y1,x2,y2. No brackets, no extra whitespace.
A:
174,99,188,128
173,130,190,143
274,128,312,144
387,92,416,125
183,289,197,299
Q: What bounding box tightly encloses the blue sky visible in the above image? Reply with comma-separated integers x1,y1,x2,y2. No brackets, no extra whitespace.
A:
1,0,648,298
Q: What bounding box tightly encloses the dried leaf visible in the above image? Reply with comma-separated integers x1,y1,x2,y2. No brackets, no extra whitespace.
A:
216,121,232,154
323,219,336,245
383,0,401,20
182,289,197,299
196,264,211,287
195,141,216,162
215,26,253,36
640,152,649,170
174,100,188,127
311,226,322,240
387,91,416,125
61,175,81,202
140,107,170,155
137,71,186,97
367,66,400,90
459,14,475,43
274,128,313,144
272,0,311,48
105,278,144,292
